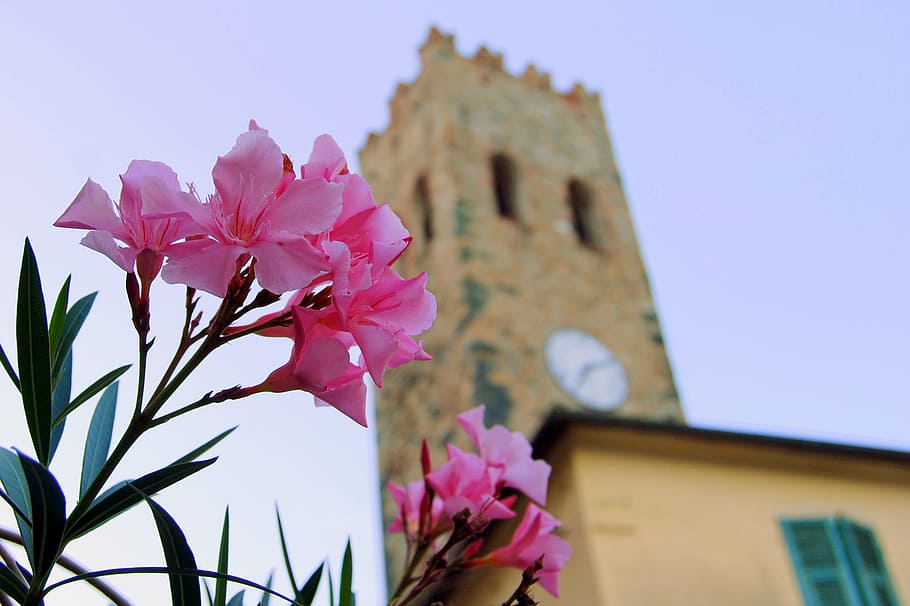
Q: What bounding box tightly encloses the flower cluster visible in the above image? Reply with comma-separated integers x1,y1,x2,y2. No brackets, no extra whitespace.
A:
55,121,435,425
387,406,571,598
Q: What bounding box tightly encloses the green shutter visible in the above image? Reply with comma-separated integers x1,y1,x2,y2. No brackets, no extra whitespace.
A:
781,519,864,606
837,518,902,606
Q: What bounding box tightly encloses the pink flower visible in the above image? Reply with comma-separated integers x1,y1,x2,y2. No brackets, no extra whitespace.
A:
240,306,368,426
387,479,445,540
481,504,571,597
238,266,435,386
457,406,551,505
146,122,344,297
54,160,202,282
425,446,516,521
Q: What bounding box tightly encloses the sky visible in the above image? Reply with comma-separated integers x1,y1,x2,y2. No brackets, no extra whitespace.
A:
0,1,908,604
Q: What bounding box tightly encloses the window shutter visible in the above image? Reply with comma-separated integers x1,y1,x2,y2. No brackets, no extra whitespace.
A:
837,518,902,606
782,519,863,606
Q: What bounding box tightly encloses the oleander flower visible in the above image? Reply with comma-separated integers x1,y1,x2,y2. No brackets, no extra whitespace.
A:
238,306,369,426
145,122,344,297
479,504,571,597
54,160,202,283
457,406,551,505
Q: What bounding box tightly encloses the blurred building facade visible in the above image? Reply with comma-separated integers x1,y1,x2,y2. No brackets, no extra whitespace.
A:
361,28,908,605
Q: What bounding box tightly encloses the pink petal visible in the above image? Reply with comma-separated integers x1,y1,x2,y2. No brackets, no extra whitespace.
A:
350,323,399,386
119,160,181,213
249,239,330,295
212,128,283,218
313,378,367,427
268,178,343,236
303,134,347,181
55,179,128,239
80,230,136,272
457,406,487,449
161,239,244,296
502,458,551,506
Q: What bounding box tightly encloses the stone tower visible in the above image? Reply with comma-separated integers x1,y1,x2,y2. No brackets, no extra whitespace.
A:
359,27,683,573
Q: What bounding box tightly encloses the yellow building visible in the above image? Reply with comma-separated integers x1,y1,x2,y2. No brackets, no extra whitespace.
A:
446,413,909,605
362,29,909,605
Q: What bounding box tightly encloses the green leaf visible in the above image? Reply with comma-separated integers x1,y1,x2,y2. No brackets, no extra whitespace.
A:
54,364,131,425
67,458,217,540
43,567,298,605
17,451,66,582
0,562,28,604
225,590,245,606
259,572,273,606
297,563,323,606
275,506,298,593
51,291,96,381
327,567,334,606
47,276,70,360
170,427,237,467
48,351,72,463
0,449,33,565
146,497,201,606
338,540,353,606
215,508,230,606
0,342,20,391
17,239,53,465
79,381,118,498
204,580,215,606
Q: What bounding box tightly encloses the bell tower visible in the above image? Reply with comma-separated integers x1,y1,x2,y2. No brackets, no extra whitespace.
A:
360,26,683,554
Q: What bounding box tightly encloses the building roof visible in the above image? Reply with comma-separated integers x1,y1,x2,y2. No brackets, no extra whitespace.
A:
533,408,910,464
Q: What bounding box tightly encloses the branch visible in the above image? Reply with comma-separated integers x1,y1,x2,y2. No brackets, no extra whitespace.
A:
0,527,134,606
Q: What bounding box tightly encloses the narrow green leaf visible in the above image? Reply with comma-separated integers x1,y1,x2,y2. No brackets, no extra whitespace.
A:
225,590,245,606
0,342,20,391
79,381,118,498
215,508,230,606
51,291,96,381
17,239,53,465
67,458,217,540
204,580,216,606
48,351,72,463
170,427,237,467
0,486,29,523
259,572,273,606
327,567,335,606
275,506,298,593
0,562,28,604
0,449,33,566
47,276,71,358
146,497,201,606
54,364,131,425
43,567,297,605
17,451,66,582
338,540,353,606
297,563,323,606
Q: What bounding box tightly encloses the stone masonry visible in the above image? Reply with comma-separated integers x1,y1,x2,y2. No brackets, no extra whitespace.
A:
359,27,684,583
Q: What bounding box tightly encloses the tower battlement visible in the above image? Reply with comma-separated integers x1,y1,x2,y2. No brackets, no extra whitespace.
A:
363,27,602,153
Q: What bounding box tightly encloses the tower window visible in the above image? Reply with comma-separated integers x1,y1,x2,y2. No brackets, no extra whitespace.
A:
567,179,604,249
414,175,433,243
491,153,519,220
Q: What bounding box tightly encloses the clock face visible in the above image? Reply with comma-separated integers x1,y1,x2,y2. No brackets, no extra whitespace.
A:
545,329,628,411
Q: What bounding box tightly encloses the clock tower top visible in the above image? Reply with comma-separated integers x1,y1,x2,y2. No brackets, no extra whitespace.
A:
361,26,683,499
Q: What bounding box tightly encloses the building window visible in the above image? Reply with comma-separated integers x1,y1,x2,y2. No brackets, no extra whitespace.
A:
780,517,900,606
567,179,604,249
414,175,433,243
491,153,518,220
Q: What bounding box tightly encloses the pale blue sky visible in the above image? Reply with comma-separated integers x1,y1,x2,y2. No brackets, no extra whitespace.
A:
0,2,907,604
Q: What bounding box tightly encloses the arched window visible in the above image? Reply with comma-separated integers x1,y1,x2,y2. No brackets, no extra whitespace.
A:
414,175,433,243
567,179,604,249
491,153,518,219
